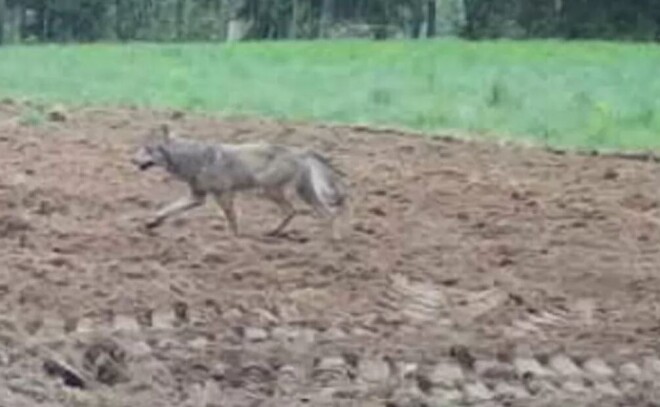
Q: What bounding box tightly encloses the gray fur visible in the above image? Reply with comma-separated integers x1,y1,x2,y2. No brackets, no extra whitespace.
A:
131,125,348,238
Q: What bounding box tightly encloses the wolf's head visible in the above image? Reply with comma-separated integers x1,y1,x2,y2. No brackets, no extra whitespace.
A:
132,124,174,171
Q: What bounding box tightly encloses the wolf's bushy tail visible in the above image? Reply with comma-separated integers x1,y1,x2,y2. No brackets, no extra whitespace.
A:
296,151,348,216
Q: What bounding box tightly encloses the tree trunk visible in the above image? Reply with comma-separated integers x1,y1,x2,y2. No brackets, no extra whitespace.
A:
0,0,5,44
4,2,20,43
175,0,185,40
18,0,25,42
226,0,250,42
427,0,437,37
227,19,250,41
319,0,333,38
289,0,299,39
454,0,467,32
411,1,424,38
41,2,50,41
114,0,122,40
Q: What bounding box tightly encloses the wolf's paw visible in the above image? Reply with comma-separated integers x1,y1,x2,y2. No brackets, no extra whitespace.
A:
264,229,284,238
143,217,162,231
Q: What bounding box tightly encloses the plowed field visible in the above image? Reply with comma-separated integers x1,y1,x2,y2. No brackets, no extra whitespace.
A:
1,102,660,406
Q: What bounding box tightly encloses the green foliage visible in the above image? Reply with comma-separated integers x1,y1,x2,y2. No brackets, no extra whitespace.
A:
1,40,660,150
462,0,660,40
18,105,46,127
4,0,660,44
1,0,438,44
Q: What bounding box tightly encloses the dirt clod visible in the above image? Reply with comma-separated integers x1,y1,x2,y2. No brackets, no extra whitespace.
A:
82,338,130,386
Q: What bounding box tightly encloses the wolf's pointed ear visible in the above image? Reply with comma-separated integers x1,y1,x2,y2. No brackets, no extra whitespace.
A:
159,123,172,142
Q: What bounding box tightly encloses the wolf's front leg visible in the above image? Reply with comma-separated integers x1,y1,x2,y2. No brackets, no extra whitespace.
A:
146,192,206,229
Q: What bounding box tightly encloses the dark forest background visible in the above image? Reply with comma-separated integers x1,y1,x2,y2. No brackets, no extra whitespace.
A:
1,0,659,44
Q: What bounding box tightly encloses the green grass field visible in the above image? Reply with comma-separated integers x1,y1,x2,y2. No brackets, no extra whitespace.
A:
2,39,660,150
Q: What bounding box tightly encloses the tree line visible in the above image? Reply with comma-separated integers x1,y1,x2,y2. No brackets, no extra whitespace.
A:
1,0,659,44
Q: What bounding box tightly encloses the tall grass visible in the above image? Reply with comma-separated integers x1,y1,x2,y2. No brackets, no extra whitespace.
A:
1,40,660,150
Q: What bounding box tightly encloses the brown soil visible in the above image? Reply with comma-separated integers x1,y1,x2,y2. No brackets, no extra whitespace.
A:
1,102,660,406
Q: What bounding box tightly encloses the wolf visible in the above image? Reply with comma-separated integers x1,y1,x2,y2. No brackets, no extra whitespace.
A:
131,124,348,239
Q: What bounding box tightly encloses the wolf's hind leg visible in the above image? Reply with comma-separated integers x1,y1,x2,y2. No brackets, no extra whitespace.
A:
213,192,239,236
327,216,341,242
263,187,296,236
147,192,206,229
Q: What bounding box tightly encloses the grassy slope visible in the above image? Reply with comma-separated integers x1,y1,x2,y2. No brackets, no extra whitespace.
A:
1,40,660,149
